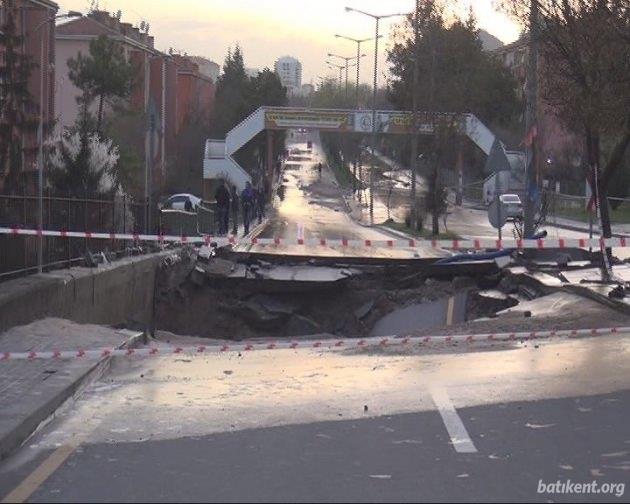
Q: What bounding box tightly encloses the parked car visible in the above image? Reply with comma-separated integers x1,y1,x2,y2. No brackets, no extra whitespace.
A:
498,193,524,220
160,194,202,212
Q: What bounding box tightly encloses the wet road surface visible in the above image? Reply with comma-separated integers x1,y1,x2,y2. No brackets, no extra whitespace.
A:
2,333,630,502
237,132,445,260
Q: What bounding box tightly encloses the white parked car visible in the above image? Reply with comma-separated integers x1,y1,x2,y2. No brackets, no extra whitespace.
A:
161,194,202,212
498,194,524,220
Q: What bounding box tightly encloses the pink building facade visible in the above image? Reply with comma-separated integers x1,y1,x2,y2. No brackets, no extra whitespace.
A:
0,0,58,191
55,10,215,198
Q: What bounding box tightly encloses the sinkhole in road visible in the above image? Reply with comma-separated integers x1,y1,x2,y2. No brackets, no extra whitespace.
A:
153,248,529,341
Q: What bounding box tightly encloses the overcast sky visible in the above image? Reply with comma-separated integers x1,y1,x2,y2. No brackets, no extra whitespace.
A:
60,0,521,85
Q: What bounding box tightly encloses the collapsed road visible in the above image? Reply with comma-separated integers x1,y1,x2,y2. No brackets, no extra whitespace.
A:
2,133,630,504
154,237,630,343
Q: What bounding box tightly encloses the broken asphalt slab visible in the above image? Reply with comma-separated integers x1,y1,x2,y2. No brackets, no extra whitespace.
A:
0,319,145,461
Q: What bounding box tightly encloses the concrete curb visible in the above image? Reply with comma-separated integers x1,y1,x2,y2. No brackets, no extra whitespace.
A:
0,330,145,461
248,218,270,240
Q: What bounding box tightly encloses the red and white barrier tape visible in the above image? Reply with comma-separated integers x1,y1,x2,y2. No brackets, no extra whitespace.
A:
1,327,627,362
1,226,629,251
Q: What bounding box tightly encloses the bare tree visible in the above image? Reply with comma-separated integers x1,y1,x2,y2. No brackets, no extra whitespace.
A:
501,0,630,271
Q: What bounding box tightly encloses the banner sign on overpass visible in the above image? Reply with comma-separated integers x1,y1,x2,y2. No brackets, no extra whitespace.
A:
265,110,354,131
264,109,444,135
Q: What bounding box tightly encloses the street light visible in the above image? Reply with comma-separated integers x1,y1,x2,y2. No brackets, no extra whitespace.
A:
327,52,366,100
34,10,82,274
345,6,410,223
334,34,382,109
326,61,346,87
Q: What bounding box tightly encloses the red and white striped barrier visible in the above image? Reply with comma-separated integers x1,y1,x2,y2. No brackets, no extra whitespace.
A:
1,327,627,362
1,226,629,251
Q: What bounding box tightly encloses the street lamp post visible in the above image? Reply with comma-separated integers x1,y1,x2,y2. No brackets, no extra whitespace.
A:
34,10,82,274
328,53,365,101
524,0,539,239
334,34,382,109
345,7,409,223
326,62,345,87
410,0,420,231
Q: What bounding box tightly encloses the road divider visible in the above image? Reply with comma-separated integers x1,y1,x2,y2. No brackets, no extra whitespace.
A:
1,327,627,362
1,227,628,251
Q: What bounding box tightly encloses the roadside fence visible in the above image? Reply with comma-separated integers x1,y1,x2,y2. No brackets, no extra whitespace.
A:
0,192,148,280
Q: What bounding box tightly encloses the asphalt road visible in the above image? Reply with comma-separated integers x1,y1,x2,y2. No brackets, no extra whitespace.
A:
237,130,630,262
238,131,444,259
1,333,630,502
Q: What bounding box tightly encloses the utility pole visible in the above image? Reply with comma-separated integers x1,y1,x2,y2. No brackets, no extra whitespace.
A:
345,7,409,224
335,34,382,109
328,53,364,102
326,61,345,87
409,0,420,230
370,18,379,223
524,0,539,238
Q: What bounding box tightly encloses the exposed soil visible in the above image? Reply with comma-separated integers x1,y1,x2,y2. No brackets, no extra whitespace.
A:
155,250,538,340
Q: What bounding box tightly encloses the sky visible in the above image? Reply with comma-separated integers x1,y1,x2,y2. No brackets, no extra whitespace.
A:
59,0,522,85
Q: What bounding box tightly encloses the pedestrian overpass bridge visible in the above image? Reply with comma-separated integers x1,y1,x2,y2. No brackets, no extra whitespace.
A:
204,106,522,190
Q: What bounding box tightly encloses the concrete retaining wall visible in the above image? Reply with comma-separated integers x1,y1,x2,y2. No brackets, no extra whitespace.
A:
0,253,165,333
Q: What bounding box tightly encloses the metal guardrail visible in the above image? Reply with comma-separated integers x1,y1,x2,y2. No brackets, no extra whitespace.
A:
0,193,148,280
545,192,630,225
158,203,216,237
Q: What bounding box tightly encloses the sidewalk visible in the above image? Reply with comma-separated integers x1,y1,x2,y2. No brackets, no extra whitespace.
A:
373,150,630,238
459,197,630,238
0,319,144,460
545,214,630,237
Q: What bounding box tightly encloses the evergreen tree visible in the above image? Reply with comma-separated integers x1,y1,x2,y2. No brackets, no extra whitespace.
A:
211,45,251,137
0,1,37,193
67,35,136,133
387,2,521,126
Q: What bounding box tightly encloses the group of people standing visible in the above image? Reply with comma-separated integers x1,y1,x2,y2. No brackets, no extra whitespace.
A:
214,180,266,236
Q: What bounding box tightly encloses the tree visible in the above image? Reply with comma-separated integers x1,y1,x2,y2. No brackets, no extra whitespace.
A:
170,108,211,196
104,107,146,200
47,129,120,197
387,1,520,235
301,78,391,110
424,120,458,235
501,0,630,272
388,3,521,127
248,68,286,110
210,48,288,190
0,1,37,193
210,45,251,137
67,35,136,133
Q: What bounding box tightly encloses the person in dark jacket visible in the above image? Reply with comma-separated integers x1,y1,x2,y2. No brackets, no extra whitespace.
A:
241,182,255,236
230,185,239,235
214,180,231,235
255,185,266,224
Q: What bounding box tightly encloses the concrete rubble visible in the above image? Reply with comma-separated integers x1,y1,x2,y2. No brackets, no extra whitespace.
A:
153,243,630,341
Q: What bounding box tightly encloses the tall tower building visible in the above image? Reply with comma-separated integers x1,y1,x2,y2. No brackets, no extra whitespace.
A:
274,56,302,95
